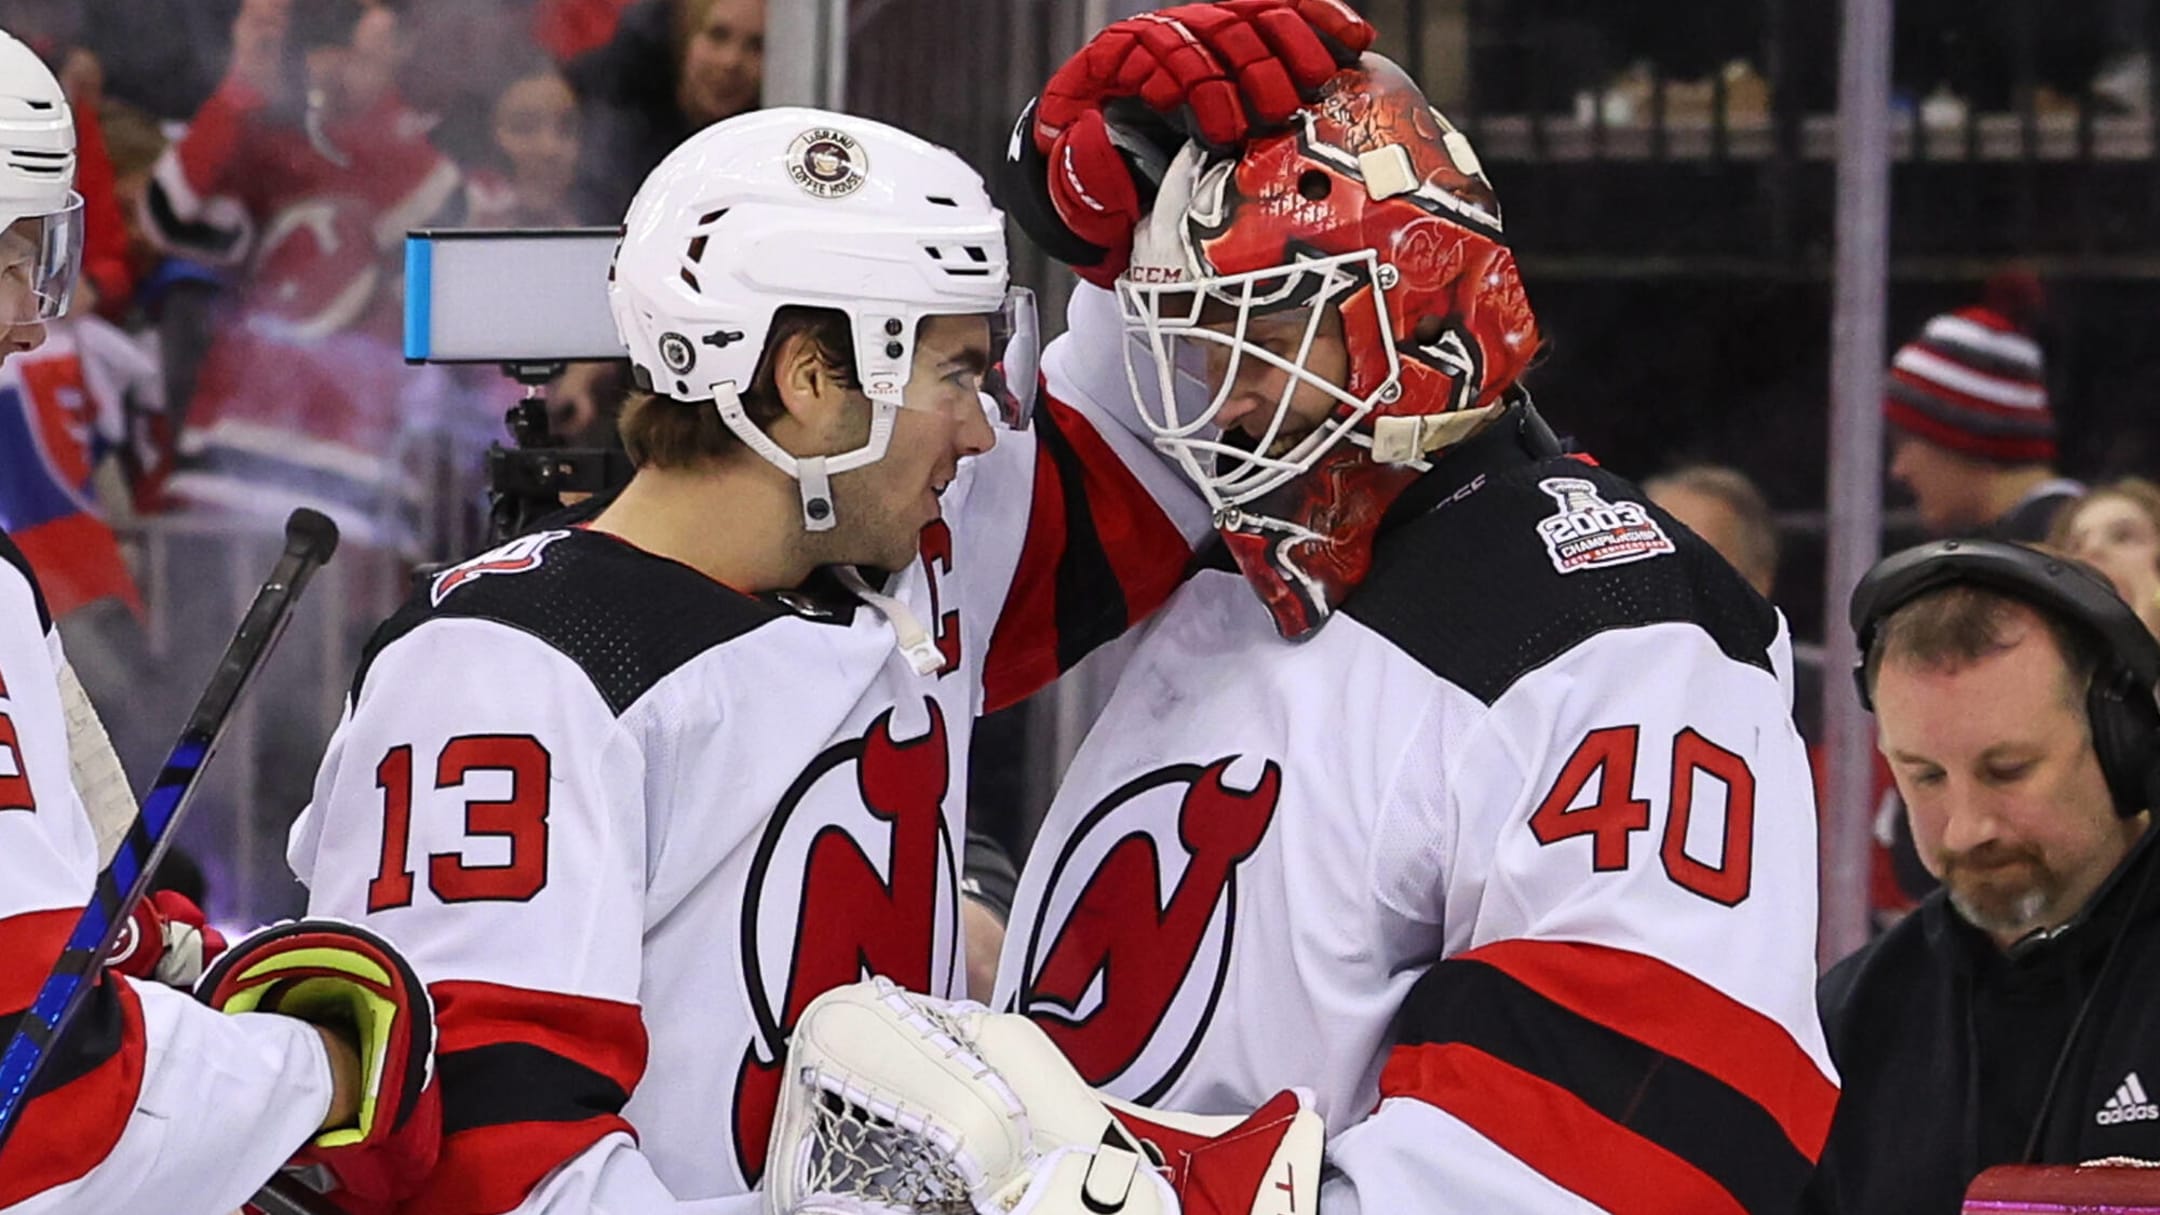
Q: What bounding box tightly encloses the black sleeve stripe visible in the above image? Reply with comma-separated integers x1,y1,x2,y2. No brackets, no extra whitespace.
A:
1035,406,1132,676
0,975,126,1098
438,1042,632,1135
1397,956,1812,1213
0,530,52,634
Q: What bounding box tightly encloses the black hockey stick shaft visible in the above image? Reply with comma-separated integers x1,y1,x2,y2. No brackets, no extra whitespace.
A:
0,509,340,1155
251,1171,345,1215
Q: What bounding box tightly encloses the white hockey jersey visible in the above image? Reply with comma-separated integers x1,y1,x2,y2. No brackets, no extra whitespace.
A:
287,292,1210,1215
0,531,334,1215
995,410,1840,1214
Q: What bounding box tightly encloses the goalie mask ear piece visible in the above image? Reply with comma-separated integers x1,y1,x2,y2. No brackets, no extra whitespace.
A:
1850,538,2160,817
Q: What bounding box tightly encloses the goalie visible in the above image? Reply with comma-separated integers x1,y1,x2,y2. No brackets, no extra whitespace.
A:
990,6,1838,1214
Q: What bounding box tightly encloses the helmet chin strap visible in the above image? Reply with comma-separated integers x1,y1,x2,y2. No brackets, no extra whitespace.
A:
704,384,942,675
711,384,899,531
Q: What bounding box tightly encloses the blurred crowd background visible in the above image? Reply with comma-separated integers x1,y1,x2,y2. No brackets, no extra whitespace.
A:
2,0,2157,955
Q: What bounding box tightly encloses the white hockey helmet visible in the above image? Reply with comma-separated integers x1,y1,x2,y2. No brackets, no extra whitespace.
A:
609,106,1033,530
0,29,82,323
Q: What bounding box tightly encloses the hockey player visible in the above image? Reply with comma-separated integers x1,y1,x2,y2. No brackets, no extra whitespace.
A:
280,6,1373,1211
0,29,438,1215
993,37,1840,1215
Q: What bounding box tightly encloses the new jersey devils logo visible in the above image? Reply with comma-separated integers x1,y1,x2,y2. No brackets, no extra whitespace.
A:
731,698,960,1183
1013,757,1281,1103
429,530,571,604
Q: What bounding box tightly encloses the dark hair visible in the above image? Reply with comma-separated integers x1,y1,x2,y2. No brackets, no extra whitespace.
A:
619,306,858,470
1862,578,2105,709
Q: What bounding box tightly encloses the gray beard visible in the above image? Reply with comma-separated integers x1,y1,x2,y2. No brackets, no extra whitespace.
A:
1949,882,2053,940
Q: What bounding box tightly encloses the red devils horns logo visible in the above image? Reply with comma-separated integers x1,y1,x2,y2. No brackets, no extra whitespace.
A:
1015,756,1281,1103
429,530,572,605
731,698,959,1184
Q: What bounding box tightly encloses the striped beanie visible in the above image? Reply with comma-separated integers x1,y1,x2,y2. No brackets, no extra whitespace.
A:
1884,274,2055,464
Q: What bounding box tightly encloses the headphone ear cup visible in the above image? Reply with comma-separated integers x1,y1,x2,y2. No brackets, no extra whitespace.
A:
2086,668,2160,818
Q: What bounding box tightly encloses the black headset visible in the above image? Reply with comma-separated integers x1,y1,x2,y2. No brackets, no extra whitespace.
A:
1849,538,2160,818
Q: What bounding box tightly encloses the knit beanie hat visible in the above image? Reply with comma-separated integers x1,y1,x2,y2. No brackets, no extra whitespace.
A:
1884,273,2055,464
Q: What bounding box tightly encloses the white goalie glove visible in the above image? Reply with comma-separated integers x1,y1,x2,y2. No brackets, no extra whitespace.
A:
765,979,1325,1215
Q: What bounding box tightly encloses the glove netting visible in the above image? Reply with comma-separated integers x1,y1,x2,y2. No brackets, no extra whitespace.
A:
795,995,1002,1215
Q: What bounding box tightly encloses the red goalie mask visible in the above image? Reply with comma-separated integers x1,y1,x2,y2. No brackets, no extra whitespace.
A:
1117,55,1541,638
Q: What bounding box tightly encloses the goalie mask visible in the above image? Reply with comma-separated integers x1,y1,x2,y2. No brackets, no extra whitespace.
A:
0,30,83,329
1118,55,1540,639
611,107,1037,533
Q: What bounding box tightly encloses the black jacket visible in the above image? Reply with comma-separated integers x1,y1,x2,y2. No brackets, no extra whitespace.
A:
564,0,711,225
1803,825,2160,1213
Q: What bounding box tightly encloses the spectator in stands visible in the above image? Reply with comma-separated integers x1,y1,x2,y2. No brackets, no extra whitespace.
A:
141,0,463,549
465,62,583,228
2052,478,2160,639
1804,541,2160,1213
565,0,763,223
1644,463,1779,598
1887,273,2084,542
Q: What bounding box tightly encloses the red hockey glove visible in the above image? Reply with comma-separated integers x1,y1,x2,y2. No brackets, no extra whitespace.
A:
1021,0,1373,287
198,920,441,1206
104,890,228,987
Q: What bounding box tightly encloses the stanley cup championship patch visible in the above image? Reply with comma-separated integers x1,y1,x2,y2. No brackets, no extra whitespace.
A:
1534,477,1676,575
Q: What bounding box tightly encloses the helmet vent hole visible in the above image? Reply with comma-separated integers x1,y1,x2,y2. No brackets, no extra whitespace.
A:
1298,170,1332,201
680,267,702,291
23,98,53,112
964,246,988,263
687,235,709,263
698,208,730,226
925,246,943,260
926,195,959,207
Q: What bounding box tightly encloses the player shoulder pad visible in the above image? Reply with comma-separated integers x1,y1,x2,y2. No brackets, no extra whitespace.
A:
352,528,788,715
1345,457,1779,705
0,528,52,635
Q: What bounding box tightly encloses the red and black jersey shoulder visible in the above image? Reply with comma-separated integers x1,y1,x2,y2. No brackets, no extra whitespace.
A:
1346,426,1778,706
0,529,52,635
353,529,789,715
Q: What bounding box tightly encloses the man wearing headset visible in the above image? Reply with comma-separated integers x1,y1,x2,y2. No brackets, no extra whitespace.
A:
1805,539,2160,1212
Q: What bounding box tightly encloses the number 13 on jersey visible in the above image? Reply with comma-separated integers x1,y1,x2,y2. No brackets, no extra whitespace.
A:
368,734,553,911
1527,724,1756,906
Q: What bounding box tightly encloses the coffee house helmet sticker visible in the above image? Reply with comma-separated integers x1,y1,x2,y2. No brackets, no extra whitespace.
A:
789,128,869,199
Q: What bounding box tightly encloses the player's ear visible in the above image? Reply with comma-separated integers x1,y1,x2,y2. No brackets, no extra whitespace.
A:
770,328,855,425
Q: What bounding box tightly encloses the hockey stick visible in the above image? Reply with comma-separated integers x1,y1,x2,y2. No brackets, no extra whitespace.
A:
0,509,340,1156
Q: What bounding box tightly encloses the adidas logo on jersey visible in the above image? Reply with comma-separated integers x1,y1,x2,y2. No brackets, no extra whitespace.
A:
2096,1072,2160,1125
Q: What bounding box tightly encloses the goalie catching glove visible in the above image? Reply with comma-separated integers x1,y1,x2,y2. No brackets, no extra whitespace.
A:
1000,0,1374,287
765,978,1323,1215
197,919,442,1205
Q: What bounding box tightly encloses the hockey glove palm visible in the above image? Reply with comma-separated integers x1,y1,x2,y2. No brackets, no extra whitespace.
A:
198,919,441,1205
1005,0,1374,288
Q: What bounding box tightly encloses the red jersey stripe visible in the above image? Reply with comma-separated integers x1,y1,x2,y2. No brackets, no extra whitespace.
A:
983,395,1192,712
429,979,646,1095
1463,939,1836,1159
1381,1041,1744,1215
396,980,646,1215
0,974,144,1206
